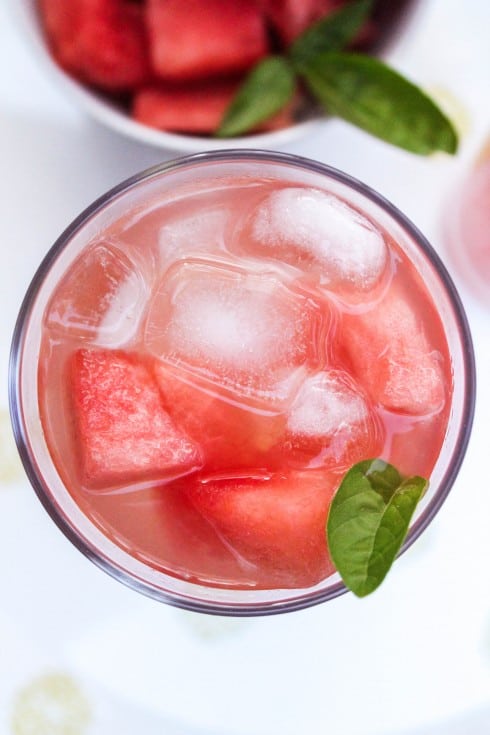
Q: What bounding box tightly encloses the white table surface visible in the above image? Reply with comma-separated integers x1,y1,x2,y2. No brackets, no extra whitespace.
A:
1,1,489,733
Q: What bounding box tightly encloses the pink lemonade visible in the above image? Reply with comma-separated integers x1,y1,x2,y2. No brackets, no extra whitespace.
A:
37,169,453,593
446,152,490,306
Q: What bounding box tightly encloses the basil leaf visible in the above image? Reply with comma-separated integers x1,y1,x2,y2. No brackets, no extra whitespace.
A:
216,56,296,138
301,52,458,154
290,0,373,69
327,459,427,597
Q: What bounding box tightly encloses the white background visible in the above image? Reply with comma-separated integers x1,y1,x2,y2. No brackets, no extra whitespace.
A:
1,0,489,733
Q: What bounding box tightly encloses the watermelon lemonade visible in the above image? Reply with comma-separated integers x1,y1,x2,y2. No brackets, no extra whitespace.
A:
10,152,474,614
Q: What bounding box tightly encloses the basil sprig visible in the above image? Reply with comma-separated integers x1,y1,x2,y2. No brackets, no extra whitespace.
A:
216,0,458,155
327,459,427,597
302,53,457,154
218,56,296,139
290,0,374,67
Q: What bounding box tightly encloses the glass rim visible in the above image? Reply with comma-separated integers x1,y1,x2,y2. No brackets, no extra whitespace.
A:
9,149,476,616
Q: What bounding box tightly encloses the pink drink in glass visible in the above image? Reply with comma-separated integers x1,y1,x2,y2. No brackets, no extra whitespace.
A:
10,152,474,614
446,151,490,306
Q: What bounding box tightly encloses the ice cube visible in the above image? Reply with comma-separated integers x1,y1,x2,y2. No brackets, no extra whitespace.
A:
248,187,387,290
158,207,228,270
284,370,382,470
288,371,368,436
45,240,149,346
118,192,233,274
145,258,329,410
342,285,447,415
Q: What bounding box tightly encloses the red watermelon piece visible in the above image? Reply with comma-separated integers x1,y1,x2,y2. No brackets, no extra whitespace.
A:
153,363,285,471
40,0,151,90
260,0,345,46
341,286,447,416
146,0,269,81
132,81,297,133
71,349,202,488
185,471,338,588
132,80,239,134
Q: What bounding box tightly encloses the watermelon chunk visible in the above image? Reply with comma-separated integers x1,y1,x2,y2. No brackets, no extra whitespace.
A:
146,0,269,81
341,286,447,415
260,0,345,46
185,471,338,588
154,363,285,471
71,349,202,487
40,0,151,90
132,81,297,133
132,81,239,134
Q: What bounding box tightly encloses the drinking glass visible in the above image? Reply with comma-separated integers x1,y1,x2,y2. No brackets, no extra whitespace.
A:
9,150,476,615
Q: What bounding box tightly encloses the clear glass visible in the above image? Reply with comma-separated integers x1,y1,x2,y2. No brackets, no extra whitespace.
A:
444,152,490,307
9,150,475,616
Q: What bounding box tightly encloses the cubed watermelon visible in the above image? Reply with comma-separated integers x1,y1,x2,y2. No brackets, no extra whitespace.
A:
71,349,202,487
341,286,447,415
40,0,151,90
132,80,239,133
154,363,285,470
132,80,297,133
185,471,338,588
260,0,344,46
146,0,269,81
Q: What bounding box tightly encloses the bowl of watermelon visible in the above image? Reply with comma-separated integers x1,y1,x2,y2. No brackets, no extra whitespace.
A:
15,0,424,152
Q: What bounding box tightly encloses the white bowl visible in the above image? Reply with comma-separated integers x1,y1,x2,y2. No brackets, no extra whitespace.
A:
12,0,422,153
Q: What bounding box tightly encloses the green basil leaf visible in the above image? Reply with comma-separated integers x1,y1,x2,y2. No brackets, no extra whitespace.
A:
327,459,427,597
216,56,296,138
290,0,374,69
301,52,458,154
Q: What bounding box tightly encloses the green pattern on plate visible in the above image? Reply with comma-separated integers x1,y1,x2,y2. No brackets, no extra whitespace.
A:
11,672,92,735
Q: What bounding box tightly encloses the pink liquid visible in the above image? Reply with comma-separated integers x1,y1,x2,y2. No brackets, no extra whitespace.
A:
38,176,452,590
446,156,490,305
